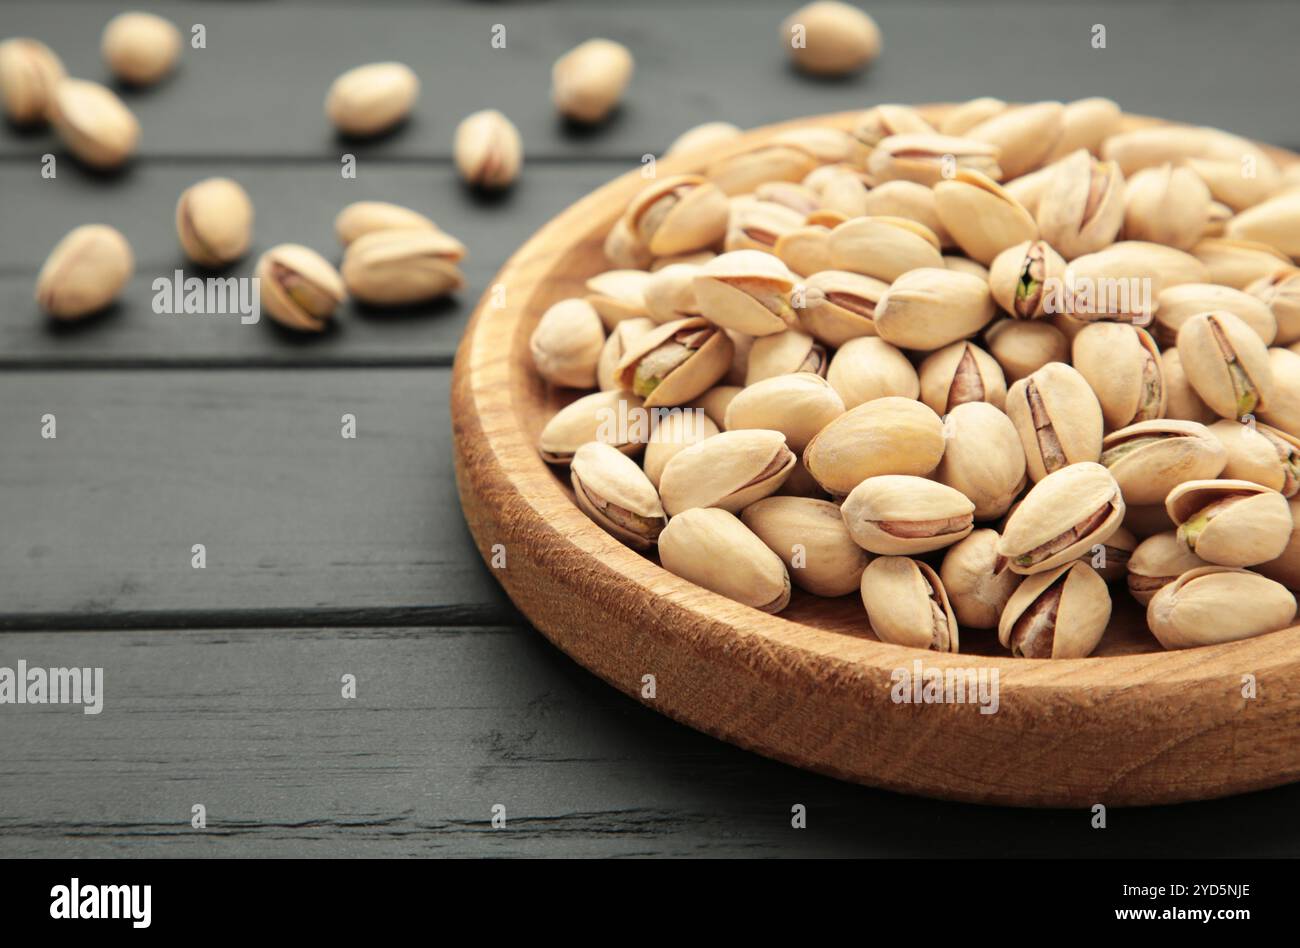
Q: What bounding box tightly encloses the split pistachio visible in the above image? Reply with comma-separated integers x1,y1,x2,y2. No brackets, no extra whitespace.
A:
1166,478,1293,567
175,178,254,268
530,298,606,389
988,240,1067,320
341,228,466,305
997,462,1125,574
624,175,729,257
659,507,791,613
853,104,935,148
665,121,742,158
966,102,1064,181
1176,310,1275,421
841,475,975,555
933,169,1038,265
984,318,1069,383
585,269,652,328
1100,419,1228,506
1005,362,1104,481
692,251,798,336
745,329,826,384
796,270,887,347
866,133,1002,186
1256,496,1300,591
742,496,870,597
454,109,522,190
1046,97,1121,162
1193,238,1291,290
1122,164,1211,251
918,340,1007,415
326,62,419,137
938,98,1005,138
552,39,632,123
1154,283,1277,348
598,317,655,391
643,264,702,324
707,142,819,196
612,316,733,407
255,244,346,332
1260,347,1300,436
825,336,919,409
939,529,1021,629
642,407,718,487
1125,531,1208,606
725,199,805,253
1245,269,1300,347
804,396,945,496
49,78,139,168
934,401,1027,520
860,556,959,652
101,11,181,86
658,428,795,515
1071,323,1165,429
828,216,945,283
874,267,995,351
1207,419,1299,497
35,224,133,320
781,2,882,76
724,372,844,452
538,390,646,465
570,442,666,549
1147,566,1296,649
0,37,65,124
998,561,1111,658
334,201,438,246
1035,149,1125,259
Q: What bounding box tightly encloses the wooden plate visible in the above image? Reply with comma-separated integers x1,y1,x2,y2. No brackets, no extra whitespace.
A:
452,107,1300,806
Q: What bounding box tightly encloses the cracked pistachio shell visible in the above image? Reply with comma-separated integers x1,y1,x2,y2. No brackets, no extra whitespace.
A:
725,198,804,253
254,243,345,332
796,270,887,347
1166,478,1293,567
1100,419,1227,506
853,104,934,149
1126,531,1208,606
826,336,919,409
988,239,1068,319
1154,283,1277,348
940,529,1020,629
859,180,953,247
866,133,1002,186
0,37,65,124
1071,323,1165,430
341,228,466,305
934,401,1027,520
1182,156,1282,213
530,298,606,388
598,317,656,391
874,267,995,351
1123,164,1211,251
774,222,834,277
49,78,139,168
1147,566,1296,649
603,217,653,270
782,2,882,76
804,397,945,496
999,561,1111,658
643,408,718,487
1035,149,1125,259
1227,191,1300,269
326,62,418,137
101,11,181,86
659,428,795,515
1208,419,1299,497
707,142,819,197
841,475,975,555
742,496,870,597
175,177,254,268
665,121,742,158
1192,238,1290,290
744,329,827,385
919,341,1007,415
1176,310,1275,421
1256,496,1300,590
692,384,743,429
35,224,133,320
828,216,945,284
756,181,822,217
1047,98,1121,162
659,507,791,613
1160,348,1216,424
643,264,702,324
552,39,632,123
938,98,1006,138
625,175,729,257
570,441,666,550
615,316,733,407
934,169,1039,265
1260,347,1300,436
334,201,438,246
693,251,798,336
998,462,1125,575
861,556,959,651
725,372,845,453
538,390,646,464
1005,362,1104,481
585,269,652,328
1246,269,1300,347
966,102,1064,181
454,109,522,190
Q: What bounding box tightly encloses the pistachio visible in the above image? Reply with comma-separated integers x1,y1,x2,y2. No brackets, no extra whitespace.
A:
1176,310,1275,421
1071,323,1165,429
538,390,646,464
782,2,883,76
624,175,729,257
773,221,835,277
724,372,844,452
692,250,798,336
725,199,805,253
1154,283,1277,348
918,340,1007,415
1122,164,1211,251
755,181,823,218
706,142,819,196
326,62,419,137
795,270,887,347
860,556,959,651
1202,201,1233,238
840,475,975,555
1192,238,1291,290
1207,419,1299,497
1125,531,1209,605
933,169,1039,265
453,109,522,190
658,507,791,613
985,319,1071,384
35,224,133,320
742,496,871,597
603,217,653,270
938,98,1006,138
1046,98,1121,162
998,561,1111,658
827,217,945,283
175,177,254,268
1245,269,1300,347
934,402,1027,520
255,244,347,332
0,38,65,124
804,397,945,496
1147,566,1296,649
665,121,742,158
1035,149,1125,259
997,461,1125,574
801,166,868,218
101,11,180,86
1100,419,1228,506
858,180,952,247
334,201,439,247
1062,241,1205,321
552,38,632,123
773,126,866,166
570,442,666,549
1259,347,1300,436
1101,126,1280,191
944,256,990,280
874,267,995,351
692,384,743,429
988,239,1067,319
939,529,1021,629
1166,479,1293,567
659,429,795,515
615,316,733,407
1005,362,1104,481
1160,348,1217,425
643,263,702,323
1002,163,1057,218
1256,496,1300,590
48,78,139,169
853,104,935,149
529,298,606,388
825,336,919,409
598,317,656,391
744,329,827,384
865,133,1002,186
585,269,652,328
642,407,718,487
967,102,1065,180
1181,157,1283,213
341,228,466,306
1227,191,1300,260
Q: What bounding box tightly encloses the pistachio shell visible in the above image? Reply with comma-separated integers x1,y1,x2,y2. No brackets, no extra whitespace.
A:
659,507,791,613
658,428,795,515
1035,149,1125,259
938,98,1006,138
585,269,652,328
988,239,1067,320
334,201,438,246
1100,419,1227,506
745,329,826,384
841,475,975,555
853,104,935,148
1126,531,1208,605
625,175,729,257
725,198,805,253
538,390,647,464
1147,566,1296,649
598,317,656,391
874,267,995,351
984,319,1069,384
1086,526,1137,582
552,39,633,123
1046,98,1121,162
1102,126,1280,195
1005,362,1104,481
603,217,653,270
614,316,733,407
642,408,718,487
866,133,1003,186
804,397,945,496
1259,347,1300,436
692,251,798,336
570,441,666,549
725,372,844,452
254,243,346,332
643,264,702,324
1176,310,1275,421
340,228,466,305
966,102,1064,180
918,341,1007,415
1165,478,1293,567
49,78,139,168
1160,348,1217,425
742,496,870,597
939,529,1021,629
665,121,742,158
453,109,523,189
1182,156,1283,213
828,216,945,283
1061,241,1204,321
782,2,883,76
997,461,1125,574
933,169,1038,265
825,336,919,409
1071,323,1165,430
1122,164,1211,251
0,38,65,124
326,62,419,137
35,224,134,320
691,385,743,429
998,561,1111,658
934,401,1027,520
1207,419,1300,497
530,298,606,389
1245,268,1300,347
796,270,887,346
1192,238,1290,290
175,177,254,268
101,11,181,86
774,223,834,277
1256,496,1300,590
1154,283,1277,348
707,142,819,196
860,557,959,651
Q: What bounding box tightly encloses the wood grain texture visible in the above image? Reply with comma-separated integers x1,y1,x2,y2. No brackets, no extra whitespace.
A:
452,108,1300,807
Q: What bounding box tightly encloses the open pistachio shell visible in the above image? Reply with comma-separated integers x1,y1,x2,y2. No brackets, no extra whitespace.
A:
998,461,1125,575
803,396,945,496
1165,478,1292,567
934,169,1038,265
742,496,871,597
744,329,827,385
585,269,652,328
537,390,647,465
939,529,1021,630
860,556,959,652
999,561,1111,658
1100,419,1227,506
934,401,1027,520
853,104,936,148
614,316,733,407
624,174,729,257
659,508,792,613
918,340,1007,415
840,475,975,555
1005,362,1104,481
1086,526,1137,582
866,133,1002,186
1071,322,1165,430
1122,164,1211,251
570,442,667,550
724,198,805,254
598,317,656,391
1035,149,1125,260
988,239,1067,320
1125,531,1208,606
1147,566,1296,649
255,243,346,332
796,270,887,347
693,250,798,336
1245,268,1300,347
1176,310,1275,421
825,336,919,409
340,228,466,305
658,428,796,515
643,264,702,324
858,180,952,247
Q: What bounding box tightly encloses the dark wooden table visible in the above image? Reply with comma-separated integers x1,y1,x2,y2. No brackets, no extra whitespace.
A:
3,0,1299,857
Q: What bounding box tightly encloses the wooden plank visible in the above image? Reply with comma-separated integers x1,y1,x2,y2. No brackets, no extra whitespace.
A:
1,0,1297,163
0,368,516,628
3,625,1299,857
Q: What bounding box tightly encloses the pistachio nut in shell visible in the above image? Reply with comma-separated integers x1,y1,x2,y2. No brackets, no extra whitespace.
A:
966,102,1064,181
934,401,1027,520
947,257,993,278
665,121,741,158
860,557,959,652
175,177,254,268
938,98,1006,138
1192,238,1290,290
828,216,944,283
1207,419,1299,497
1256,496,1300,590
585,269,652,328
853,104,935,149
326,62,419,137
1004,362,1103,481
988,239,1067,320
551,39,632,124
35,224,133,320
1101,125,1272,177
918,340,1007,415
825,336,919,409
774,224,834,278
796,270,886,347
998,461,1125,574
1147,566,1296,649
1100,419,1227,506
781,2,882,76
998,561,1111,658
933,169,1038,266
101,11,181,86
1064,242,1205,320
1071,322,1165,430
1154,282,1277,348
939,529,1020,629
1259,347,1300,436
1125,531,1208,605
742,496,870,597
1122,164,1211,251
858,180,952,247
334,201,438,246
603,217,653,270
1002,163,1057,218
725,372,844,452
1046,97,1121,162
1183,156,1282,213
866,133,1002,187
774,126,866,167
659,507,791,613
625,175,728,257
745,329,827,385
1245,268,1300,347
691,384,742,430
874,268,995,351
615,316,732,407
570,441,666,550
1034,149,1125,260
659,428,795,515
538,390,646,465
765,179,826,217
342,228,466,306
1176,310,1275,421
692,251,798,336
1166,478,1292,567
598,317,655,391
803,396,945,496
49,78,139,168
454,109,522,190
1224,184,1300,254
706,142,819,197
840,475,975,556
642,407,718,487
644,263,703,325
255,244,346,332
0,38,65,124
985,319,1069,384
529,298,606,389
724,198,804,254
1160,348,1216,425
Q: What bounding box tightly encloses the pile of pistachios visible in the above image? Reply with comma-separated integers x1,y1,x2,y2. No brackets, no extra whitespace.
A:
533,99,1300,658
